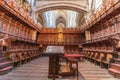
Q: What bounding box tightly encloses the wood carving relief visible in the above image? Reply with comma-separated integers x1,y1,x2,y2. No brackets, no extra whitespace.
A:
38,28,81,45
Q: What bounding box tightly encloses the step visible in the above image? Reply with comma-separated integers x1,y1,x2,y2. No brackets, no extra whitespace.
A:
109,68,120,74
109,68,120,78
118,53,120,58
0,57,8,62
0,62,12,69
0,66,13,75
114,58,120,62
109,63,120,78
111,63,120,66
0,54,3,58
110,63,120,71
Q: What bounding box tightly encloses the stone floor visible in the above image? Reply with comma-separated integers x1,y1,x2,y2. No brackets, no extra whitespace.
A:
0,57,119,80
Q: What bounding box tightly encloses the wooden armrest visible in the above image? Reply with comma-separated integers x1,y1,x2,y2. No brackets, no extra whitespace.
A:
95,59,101,62
101,60,109,64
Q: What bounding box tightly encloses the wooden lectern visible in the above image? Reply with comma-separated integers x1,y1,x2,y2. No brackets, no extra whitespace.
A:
45,46,64,80
46,53,64,80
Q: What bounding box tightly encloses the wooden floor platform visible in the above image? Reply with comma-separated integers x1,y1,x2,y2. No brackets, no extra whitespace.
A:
0,57,119,80
79,61,120,80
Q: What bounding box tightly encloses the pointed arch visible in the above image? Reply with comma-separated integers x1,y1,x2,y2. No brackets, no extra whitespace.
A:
56,16,66,28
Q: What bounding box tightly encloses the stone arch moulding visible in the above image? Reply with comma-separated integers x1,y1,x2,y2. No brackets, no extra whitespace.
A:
35,2,88,13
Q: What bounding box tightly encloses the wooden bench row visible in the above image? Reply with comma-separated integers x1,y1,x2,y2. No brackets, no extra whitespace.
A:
84,51,113,68
6,51,40,67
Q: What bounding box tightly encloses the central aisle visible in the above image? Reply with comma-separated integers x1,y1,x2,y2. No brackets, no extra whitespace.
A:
0,57,119,80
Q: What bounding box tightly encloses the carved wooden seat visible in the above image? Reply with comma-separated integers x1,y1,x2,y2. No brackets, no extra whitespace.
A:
14,54,21,63
33,51,37,59
105,1,111,10
21,53,27,63
34,51,37,57
101,53,113,68
30,52,35,60
29,52,34,60
18,53,25,64
87,52,92,59
9,53,14,62
93,52,98,61
34,52,37,59
26,52,31,62
9,53,20,67
5,0,15,9
36,51,40,58
94,52,101,65
24,52,28,59
33,52,37,59
30,52,34,59
0,0,5,3
84,51,87,57
86,52,90,60
91,52,95,63
88,52,93,61
27,52,31,61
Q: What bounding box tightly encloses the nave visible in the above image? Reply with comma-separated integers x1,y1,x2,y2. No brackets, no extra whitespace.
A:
0,57,119,80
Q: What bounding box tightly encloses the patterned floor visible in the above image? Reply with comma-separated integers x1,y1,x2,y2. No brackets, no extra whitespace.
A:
0,57,119,80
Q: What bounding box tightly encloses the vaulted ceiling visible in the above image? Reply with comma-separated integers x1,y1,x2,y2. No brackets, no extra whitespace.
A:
29,0,104,28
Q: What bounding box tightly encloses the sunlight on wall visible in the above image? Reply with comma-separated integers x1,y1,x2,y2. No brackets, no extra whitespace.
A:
95,0,103,11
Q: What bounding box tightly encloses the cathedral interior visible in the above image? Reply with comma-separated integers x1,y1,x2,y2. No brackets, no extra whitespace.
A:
0,0,120,80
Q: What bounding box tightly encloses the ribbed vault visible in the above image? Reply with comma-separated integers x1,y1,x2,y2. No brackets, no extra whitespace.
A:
33,0,104,28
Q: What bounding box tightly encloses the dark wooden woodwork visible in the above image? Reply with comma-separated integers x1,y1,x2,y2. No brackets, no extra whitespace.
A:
38,28,81,46
81,0,120,32
109,63,120,78
0,2,39,43
46,53,64,79
0,0,41,32
67,58,79,77
0,0,42,75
